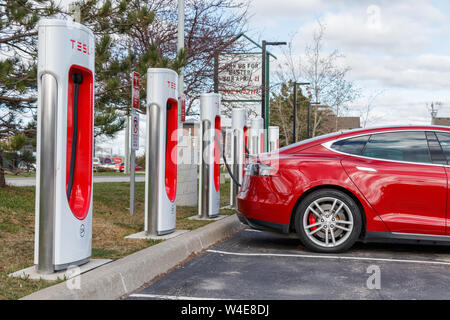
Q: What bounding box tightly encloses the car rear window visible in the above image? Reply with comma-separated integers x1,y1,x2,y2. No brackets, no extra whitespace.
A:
435,132,450,164
362,131,431,164
330,135,370,155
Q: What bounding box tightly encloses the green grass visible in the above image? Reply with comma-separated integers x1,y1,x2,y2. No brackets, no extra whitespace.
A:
93,171,145,176
0,179,233,300
5,171,146,179
0,185,56,299
4,172,36,179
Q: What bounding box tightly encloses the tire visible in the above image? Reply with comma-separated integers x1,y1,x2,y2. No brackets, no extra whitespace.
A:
295,189,362,253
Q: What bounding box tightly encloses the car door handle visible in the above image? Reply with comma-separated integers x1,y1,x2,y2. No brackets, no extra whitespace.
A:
356,166,377,172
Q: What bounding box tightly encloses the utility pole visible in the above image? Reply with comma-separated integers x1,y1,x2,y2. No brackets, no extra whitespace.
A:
261,41,286,151
178,0,185,124
292,82,310,144
307,100,311,138
68,3,81,23
306,86,314,138
429,102,441,125
309,87,321,138
293,82,296,144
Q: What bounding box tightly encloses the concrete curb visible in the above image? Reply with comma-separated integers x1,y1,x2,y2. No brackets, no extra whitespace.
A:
21,215,245,300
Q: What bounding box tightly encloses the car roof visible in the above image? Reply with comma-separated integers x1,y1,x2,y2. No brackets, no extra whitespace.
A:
279,125,450,154
338,125,450,139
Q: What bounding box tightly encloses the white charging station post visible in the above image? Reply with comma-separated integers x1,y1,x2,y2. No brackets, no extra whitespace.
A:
230,108,248,208
250,117,264,155
198,93,221,219
145,68,179,236
268,126,280,152
34,19,95,273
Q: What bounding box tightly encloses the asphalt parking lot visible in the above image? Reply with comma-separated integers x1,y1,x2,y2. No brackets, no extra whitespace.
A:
128,228,450,300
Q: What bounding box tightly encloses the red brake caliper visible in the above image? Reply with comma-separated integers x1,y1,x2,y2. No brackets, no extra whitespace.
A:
308,213,317,231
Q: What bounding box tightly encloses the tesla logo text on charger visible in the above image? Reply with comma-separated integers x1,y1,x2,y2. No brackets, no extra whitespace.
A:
167,81,176,90
70,39,92,55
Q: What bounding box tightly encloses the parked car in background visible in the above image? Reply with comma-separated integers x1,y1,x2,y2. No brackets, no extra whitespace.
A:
238,126,450,253
119,162,142,173
18,161,36,172
93,157,101,172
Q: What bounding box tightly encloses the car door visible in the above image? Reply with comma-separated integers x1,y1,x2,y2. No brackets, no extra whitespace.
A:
434,131,450,236
339,131,447,235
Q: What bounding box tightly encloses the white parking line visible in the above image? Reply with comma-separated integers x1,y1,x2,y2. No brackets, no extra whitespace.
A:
129,293,229,300
207,249,450,266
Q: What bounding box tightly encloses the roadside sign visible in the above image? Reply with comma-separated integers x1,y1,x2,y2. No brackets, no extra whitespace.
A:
131,112,139,151
218,53,262,103
132,72,140,110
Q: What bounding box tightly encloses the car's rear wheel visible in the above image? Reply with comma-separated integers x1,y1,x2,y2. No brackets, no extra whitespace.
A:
295,189,362,253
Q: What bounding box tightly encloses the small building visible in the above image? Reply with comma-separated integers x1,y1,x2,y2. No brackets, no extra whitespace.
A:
433,117,450,126
336,117,361,131
319,105,361,133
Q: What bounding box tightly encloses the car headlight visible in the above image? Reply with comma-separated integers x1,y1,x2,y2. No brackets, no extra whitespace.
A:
246,163,278,177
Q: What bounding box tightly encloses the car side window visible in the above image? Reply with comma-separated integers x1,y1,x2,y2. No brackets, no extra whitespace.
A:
330,135,370,155
362,131,432,164
435,132,450,164
426,132,447,165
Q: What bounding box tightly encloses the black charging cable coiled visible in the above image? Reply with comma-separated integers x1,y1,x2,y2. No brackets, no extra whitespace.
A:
214,131,248,188
67,73,83,201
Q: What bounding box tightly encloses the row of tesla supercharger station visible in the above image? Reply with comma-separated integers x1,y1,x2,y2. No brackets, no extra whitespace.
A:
34,19,95,273
32,18,275,275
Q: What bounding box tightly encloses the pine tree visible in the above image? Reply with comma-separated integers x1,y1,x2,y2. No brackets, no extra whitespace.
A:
0,0,59,186
0,0,186,186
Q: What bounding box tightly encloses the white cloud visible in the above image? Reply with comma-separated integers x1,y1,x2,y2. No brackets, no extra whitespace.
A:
272,49,450,93
347,90,437,127
294,1,447,55
416,54,450,72
248,0,324,19
345,53,450,91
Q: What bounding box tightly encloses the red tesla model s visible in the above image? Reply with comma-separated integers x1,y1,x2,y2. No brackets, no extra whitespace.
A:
237,126,450,253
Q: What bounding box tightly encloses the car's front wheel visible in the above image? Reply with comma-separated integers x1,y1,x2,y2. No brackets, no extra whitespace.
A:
295,189,362,253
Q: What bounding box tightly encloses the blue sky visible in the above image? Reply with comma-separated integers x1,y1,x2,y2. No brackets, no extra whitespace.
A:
245,0,450,126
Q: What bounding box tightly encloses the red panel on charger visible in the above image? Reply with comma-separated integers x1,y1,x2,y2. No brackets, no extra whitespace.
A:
214,115,221,192
165,99,178,202
66,65,93,220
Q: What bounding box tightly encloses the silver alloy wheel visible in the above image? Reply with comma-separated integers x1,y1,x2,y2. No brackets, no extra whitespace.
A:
302,197,354,248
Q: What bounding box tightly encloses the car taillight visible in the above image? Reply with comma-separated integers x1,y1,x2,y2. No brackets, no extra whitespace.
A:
246,163,278,177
